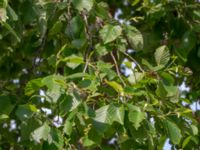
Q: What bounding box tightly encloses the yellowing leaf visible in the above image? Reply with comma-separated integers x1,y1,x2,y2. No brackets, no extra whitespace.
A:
106,80,124,95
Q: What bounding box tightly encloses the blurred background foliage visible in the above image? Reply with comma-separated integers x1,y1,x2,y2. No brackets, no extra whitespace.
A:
0,0,200,149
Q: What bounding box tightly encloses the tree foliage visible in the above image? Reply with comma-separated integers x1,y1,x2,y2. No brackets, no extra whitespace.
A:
0,0,200,149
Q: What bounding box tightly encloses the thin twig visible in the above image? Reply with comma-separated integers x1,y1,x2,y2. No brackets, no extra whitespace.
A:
110,51,126,86
81,11,93,73
31,30,48,74
83,59,89,73
120,50,145,73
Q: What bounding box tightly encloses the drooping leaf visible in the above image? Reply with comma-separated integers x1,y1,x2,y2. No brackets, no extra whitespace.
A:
63,119,73,136
1,21,20,42
106,80,124,95
182,136,192,148
100,24,122,44
66,73,89,80
62,55,84,69
163,119,182,145
154,45,170,66
125,25,143,51
7,5,18,21
132,0,141,6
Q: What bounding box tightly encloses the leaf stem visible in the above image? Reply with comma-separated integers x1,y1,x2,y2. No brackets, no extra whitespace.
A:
120,50,145,73
110,51,126,86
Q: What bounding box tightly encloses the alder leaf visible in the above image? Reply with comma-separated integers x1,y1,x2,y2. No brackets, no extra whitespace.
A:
154,45,170,66
100,24,122,44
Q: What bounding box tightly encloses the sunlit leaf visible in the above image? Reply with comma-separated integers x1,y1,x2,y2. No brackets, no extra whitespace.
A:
100,24,122,44
31,123,51,143
163,119,182,145
154,45,170,66
72,0,94,11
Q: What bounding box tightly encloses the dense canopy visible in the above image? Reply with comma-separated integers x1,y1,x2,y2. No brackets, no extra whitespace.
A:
0,0,200,149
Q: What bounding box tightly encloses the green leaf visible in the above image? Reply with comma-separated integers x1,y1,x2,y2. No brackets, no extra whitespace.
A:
93,104,125,133
190,124,198,135
7,5,18,21
45,88,61,103
95,43,109,56
72,0,94,12
105,80,124,95
125,25,143,51
63,119,73,136
142,59,164,71
100,24,122,44
154,45,170,66
42,75,65,90
66,73,89,80
97,61,117,80
114,105,125,125
132,0,141,6
48,128,64,149
59,94,81,115
82,136,96,147
163,119,182,145
128,72,144,85
0,8,7,21
21,117,41,141
176,30,196,61
1,21,20,42
182,136,192,148
49,21,63,36
128,111,145,129
31,123,51,143
71,38,86,49
94,2,110,19
0,114,9,120
95,104,125,125
25,78,43,96
0,95,14,115
0,0,8,8
16,104,37,121
62,55,84,69
68,15,84,38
